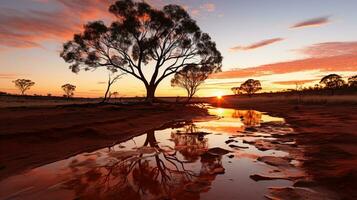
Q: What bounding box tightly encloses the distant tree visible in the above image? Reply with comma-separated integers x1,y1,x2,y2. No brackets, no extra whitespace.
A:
111,91,119,98
13,79,35,95
231,87,242,95
102,73,124,103
240,79,262,97
171,65,209,103
348,75,357,87
60,0,222,103
61,84,76,99
320,74,344,95
320,74,345,89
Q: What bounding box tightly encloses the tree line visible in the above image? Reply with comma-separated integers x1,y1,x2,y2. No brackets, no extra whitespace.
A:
231,74,357,97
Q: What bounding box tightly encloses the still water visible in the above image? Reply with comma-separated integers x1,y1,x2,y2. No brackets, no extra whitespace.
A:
0,107,302,200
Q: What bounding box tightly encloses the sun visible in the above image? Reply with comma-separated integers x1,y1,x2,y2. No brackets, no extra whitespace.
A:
215,91,223,100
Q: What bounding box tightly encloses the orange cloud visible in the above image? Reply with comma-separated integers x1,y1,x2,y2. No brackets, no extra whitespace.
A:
0,0,112,48
211,54,357,79
230,38,284,51
290,16,330,29
273,79,318,85
0,73,20,79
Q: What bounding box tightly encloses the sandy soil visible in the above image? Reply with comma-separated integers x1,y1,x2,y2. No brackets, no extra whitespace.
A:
213,96,357,199
0,103,209,181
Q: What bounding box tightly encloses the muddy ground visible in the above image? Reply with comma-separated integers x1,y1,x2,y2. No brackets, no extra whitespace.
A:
213,96,357,200
0,103,209,181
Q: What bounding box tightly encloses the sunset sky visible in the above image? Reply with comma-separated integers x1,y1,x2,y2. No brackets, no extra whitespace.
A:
1,0,356,97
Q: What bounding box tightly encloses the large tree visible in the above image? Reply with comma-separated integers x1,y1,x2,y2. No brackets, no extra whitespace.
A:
240,79,262,97
320,74,345,89
60,0,222,102
171,65,209,103
13,79,35,95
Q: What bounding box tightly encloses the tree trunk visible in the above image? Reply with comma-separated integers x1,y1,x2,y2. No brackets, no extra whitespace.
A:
145,84,157,103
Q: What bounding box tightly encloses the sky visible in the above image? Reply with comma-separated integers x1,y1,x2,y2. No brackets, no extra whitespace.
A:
0,0,356,97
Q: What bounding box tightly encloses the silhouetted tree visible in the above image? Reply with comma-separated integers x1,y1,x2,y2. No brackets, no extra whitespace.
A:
171,65,208,103
348,75,357,87
231,86,242,95
61,83,76,99
60,0,222,103
112,91,119,98
320,74,344,95
240,79,262,97
102,73,123,103
13,79,35,95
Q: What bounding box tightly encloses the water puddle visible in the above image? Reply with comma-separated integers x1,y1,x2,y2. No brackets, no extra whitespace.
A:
0,107,307,200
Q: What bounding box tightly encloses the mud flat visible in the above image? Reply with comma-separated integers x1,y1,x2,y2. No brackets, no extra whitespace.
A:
214,96,357,200
0,103,209,180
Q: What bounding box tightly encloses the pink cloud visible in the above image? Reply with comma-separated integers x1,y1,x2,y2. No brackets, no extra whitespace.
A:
0,0,112,48
290,16,330,29
200,3,216,12
210,54,357,79
230,38,284,51
299,41,357,57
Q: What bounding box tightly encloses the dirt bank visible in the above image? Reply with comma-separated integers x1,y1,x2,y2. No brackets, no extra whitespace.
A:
213,96,357,199
0,103,209,180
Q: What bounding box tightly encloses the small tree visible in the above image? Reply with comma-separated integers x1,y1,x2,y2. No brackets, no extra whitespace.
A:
240,79,262,97
13,79,35,95
112,92,119,98
171,65,208,103
61,84,76,99
348,75,357,87
320,74,344,95
231,87,242,95
102,73,124,103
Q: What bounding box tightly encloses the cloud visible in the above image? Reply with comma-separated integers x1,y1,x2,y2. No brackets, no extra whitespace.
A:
290,16,330,29
200,3,215,12
210,54,357,79
230,38,284,51
299,41,357,57
97,81,106,84
273,79,318,85
0,73,20,79
0,0,112,48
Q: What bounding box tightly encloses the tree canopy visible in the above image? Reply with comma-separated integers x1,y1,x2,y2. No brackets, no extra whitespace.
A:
320,74,344,89
13,79,35,95
231,86,242,95
240,79,262,96
171,65,209,102
348,75,357,87
60,0,222,101
61,83,76,98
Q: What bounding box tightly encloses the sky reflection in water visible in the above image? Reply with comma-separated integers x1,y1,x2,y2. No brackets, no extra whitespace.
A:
0,107,299,200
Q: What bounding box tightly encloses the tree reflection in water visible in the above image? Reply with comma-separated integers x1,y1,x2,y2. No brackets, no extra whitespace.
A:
231,110,262,126
62,124,224,200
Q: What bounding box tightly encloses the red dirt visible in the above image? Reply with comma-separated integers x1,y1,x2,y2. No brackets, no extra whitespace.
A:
0,104,209,180
214,97,357,200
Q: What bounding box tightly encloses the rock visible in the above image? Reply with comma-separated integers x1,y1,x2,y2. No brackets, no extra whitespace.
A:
250,174,304,182
245,127,258,132
257,156,291,167
207,147,231,156
227,154,234,158
266,187,333,200
229,144,249,149
225,139,236,144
